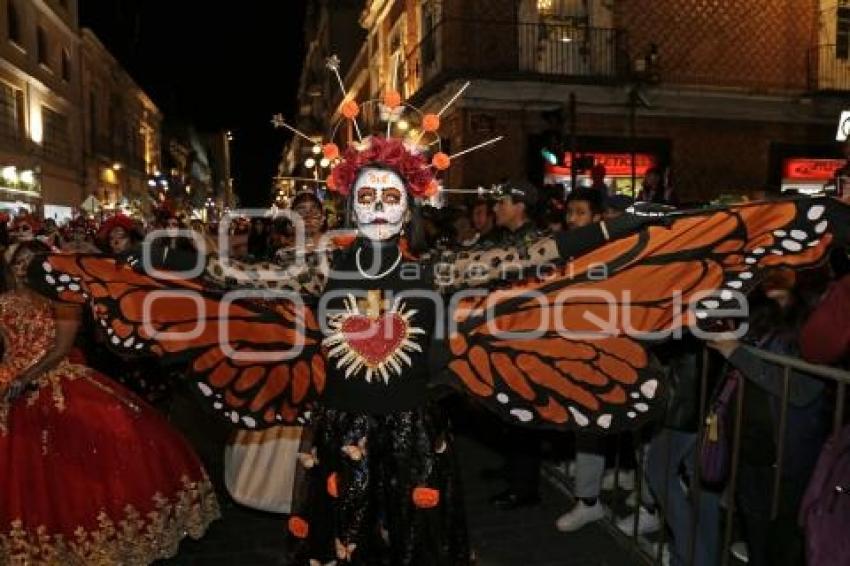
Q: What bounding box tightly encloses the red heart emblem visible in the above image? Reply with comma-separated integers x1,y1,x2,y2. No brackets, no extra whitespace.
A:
340,314,408,367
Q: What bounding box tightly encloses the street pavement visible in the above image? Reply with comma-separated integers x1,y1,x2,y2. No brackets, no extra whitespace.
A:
159,431,637,566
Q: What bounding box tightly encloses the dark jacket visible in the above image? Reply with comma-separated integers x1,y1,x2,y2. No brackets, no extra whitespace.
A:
729,334,829,478
653,337,710,432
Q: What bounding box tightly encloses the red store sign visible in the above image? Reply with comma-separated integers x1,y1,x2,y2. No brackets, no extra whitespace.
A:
783,158,845,181
546,153,658,177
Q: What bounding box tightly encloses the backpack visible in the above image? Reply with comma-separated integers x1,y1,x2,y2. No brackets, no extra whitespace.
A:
799,424,850,566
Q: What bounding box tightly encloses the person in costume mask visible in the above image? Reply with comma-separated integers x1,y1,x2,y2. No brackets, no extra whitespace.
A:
208,135,654,565
26,92,691,564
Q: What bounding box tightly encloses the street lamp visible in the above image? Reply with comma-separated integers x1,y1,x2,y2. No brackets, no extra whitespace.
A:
303,153,334,182
2,166,17,185
223,130,234,209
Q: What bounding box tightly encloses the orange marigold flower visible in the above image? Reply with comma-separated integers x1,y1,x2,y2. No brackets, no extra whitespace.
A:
325,174,337,190
327,473,339,498
383,90,402,109
341,100,360,120
412,486,440,509
424,180,440,198
287,516,309,539
421,113,440,133
431,152,450,171
322,143,340,161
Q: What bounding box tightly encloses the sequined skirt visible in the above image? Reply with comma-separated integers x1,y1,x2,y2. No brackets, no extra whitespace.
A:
0,365,220,565
287,403,471,566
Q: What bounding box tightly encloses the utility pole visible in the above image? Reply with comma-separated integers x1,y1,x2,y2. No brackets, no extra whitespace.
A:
568,92,577,196
629,86,637,199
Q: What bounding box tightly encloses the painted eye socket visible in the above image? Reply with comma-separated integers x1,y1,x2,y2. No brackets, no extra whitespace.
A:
382,189,402,204
357,187,376,204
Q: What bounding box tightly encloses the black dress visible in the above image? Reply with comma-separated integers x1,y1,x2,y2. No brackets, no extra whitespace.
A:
213,218,646,565
288,238,471,565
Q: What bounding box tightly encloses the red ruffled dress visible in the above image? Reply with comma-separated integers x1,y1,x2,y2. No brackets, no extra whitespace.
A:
0,292,220,565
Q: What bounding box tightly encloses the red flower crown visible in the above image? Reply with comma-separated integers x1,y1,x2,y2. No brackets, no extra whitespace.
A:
329,136,437,199
96,214,139,242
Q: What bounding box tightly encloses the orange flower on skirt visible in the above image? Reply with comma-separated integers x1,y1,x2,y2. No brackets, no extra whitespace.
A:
327,472,339,498
288,515,309,539
412,486,440,509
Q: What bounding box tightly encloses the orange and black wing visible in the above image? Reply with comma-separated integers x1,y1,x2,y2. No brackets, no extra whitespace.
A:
445,197,841,432
28,254,325,428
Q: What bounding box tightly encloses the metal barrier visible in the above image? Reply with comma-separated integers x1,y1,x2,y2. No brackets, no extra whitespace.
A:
545,345,849,566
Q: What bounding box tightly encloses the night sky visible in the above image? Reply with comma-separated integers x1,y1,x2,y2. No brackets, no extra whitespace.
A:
79,1,308,206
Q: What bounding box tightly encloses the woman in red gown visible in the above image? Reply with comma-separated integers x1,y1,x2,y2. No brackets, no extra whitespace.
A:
0,240,220,565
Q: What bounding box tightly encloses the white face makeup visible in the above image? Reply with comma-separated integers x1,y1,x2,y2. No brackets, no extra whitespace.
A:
353,167,408,241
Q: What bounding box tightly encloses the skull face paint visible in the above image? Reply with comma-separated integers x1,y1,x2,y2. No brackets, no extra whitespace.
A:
353,167,408,241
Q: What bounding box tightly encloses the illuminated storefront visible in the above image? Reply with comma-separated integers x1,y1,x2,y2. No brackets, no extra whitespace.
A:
0,165,41,216
544,152,659,196
780,157,845,195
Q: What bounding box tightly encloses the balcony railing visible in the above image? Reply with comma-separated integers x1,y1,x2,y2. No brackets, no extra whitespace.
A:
405,20,628,98
807,44,850,93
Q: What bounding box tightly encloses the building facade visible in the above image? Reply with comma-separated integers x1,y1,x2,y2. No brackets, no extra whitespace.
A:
0,0,82,218
326,0,850,203
81,28,161,218
155,123,234,221
0,0,160,221
276,0,364,207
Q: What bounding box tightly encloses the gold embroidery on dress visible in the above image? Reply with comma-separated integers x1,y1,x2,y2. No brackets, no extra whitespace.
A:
0,403,8,437
0,293,72,435
25,361,87,412
0,294,133,435
0,475,220,565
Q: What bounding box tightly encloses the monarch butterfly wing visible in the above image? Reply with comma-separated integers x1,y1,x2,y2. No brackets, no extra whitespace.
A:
446,197,838,432
28,254,326,429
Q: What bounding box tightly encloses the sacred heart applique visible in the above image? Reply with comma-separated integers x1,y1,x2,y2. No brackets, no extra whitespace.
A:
323,293,425,384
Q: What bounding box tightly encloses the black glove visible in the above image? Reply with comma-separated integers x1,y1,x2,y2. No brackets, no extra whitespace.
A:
555,212,663,260
115,250,143,272
605,210,671,240
826,198,850,248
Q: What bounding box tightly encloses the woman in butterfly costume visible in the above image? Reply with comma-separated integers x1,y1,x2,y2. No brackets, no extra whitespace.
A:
25,85,850,565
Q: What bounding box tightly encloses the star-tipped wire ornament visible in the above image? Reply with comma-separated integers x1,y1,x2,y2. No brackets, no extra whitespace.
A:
325,55,341,72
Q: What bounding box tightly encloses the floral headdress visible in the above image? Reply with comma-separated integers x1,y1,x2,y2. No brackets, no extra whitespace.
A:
328,136,437,198
10,213,42,239
272,56,501,202
96,214,141,242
